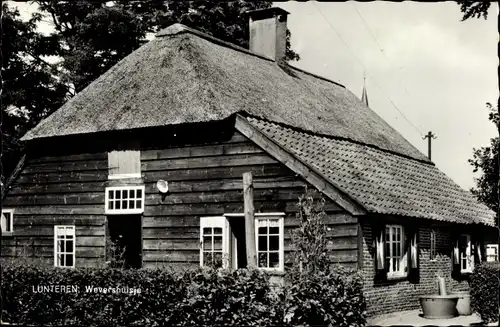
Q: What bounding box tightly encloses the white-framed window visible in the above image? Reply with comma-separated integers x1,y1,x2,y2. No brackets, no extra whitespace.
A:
486,244,499,262
105,186,145,214
459,234,473,273
199,213,285,271
430,228,437,260
199,217,230,268
1,209,14,234
108,150,141,179
385,224,407,278
256,216,284,271
54,225,75,268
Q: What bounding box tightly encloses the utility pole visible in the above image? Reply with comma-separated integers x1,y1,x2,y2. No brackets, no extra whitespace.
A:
422,131,437,160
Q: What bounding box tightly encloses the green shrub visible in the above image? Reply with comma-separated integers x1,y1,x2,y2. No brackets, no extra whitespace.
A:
1,264,285,326
470,261,500,324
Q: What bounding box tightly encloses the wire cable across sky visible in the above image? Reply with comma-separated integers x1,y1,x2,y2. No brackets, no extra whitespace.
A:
312,1,425,137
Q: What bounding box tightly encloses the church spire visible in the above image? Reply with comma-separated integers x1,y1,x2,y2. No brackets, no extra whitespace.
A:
361,72,369,107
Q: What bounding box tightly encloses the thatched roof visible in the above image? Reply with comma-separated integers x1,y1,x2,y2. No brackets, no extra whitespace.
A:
248,116,495,226
22,24,429,163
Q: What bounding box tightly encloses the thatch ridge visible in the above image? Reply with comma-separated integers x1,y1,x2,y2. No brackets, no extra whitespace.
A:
22,24,430,163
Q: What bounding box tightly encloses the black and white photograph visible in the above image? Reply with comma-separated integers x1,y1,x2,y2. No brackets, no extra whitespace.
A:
1,1,499,326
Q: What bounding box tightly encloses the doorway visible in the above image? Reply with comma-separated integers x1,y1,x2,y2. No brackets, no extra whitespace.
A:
107,215,142,268
228,217,247,269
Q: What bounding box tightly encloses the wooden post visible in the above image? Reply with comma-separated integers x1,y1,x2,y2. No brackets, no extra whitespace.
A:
243,172,257,268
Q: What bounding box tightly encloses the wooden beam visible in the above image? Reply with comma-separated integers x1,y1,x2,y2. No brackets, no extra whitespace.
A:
243,172,257,268
2,154,26,200
235,115,366,216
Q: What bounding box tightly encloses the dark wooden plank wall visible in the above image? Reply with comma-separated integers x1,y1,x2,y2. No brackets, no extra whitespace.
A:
140,131,359,270
2,152,107,267
1,128,359,270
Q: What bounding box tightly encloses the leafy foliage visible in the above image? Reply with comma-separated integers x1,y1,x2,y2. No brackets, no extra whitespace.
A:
1,265,283,326
470,262,500,323
456,1,491,20
1,3,69,185
2,0,300,182
469,102,499,216
285,192,367,327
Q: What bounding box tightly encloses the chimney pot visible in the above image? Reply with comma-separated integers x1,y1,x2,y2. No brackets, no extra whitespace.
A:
245,7,289,63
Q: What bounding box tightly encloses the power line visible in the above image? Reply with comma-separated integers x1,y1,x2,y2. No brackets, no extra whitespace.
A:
312,1,424,137
351,2,423,118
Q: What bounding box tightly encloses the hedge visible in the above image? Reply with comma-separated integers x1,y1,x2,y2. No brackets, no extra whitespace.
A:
1,264,367,326
470,261,500,324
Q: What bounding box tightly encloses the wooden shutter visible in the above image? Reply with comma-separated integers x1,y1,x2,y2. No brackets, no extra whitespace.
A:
373,224,387,281
108,150,140,177
472,234,484,265
451,232,461,277
407,227,419,282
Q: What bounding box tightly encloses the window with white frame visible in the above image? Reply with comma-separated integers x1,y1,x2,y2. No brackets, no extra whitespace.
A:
1,209,14,234
54,225,75,268
459,234,473,273
198,213,285,271
105,186,145,214
486,244,498,262
108,150,141,179
430,228,437,260
200,217,229,268
256,216,284,271
385,225,407,278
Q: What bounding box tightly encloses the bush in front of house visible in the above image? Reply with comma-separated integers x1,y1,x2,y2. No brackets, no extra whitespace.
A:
470,261,500,324
1,264,286,326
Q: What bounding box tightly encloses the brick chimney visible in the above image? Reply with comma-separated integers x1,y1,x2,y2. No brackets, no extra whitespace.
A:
245,7,289,63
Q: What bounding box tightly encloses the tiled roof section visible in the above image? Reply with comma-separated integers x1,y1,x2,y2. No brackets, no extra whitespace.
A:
248,116,495,226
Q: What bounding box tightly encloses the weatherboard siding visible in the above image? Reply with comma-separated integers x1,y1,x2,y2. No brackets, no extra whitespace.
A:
1,129,359,270
2,152,108,267
140,131,359,269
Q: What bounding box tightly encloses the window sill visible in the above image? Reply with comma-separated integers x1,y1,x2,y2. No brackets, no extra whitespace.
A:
387,274,408,281
1,232,14,237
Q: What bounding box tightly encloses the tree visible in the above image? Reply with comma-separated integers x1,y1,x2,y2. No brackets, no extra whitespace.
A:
468,102,499,220
36,0,300,93
456,1,491,20
1,0,300,181
1,3,68,186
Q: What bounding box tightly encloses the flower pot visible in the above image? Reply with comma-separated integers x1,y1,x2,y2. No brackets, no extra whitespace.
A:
419,294,459,319
449,291,472,316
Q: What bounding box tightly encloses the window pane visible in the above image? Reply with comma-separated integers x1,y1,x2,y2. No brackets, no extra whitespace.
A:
109,190,114,199
213,228,223,235
116,191,121,199
203,252,212,265
213,252,223,268
269,252,279,268
136,200,142,208
258,227,267,235
203,236,212,250
258,252,268,268
109,201,114,210
137,189,142,198
66,240,74,252
129,189,135,198
66,254,73,267
269,227,279,234
258,236,267,251
60,254,65,267
203,227,212,235
129,200,135,209
123,200,128,209
269,236,279,251
60,240,66,252
213,236,222,251
116,201,121,209
122,190,128,199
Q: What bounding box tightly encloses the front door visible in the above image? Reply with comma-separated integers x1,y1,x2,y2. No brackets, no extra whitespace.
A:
107,215,142,268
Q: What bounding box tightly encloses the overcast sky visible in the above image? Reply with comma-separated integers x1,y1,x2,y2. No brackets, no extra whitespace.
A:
11,1,499,190
275,1,498,191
